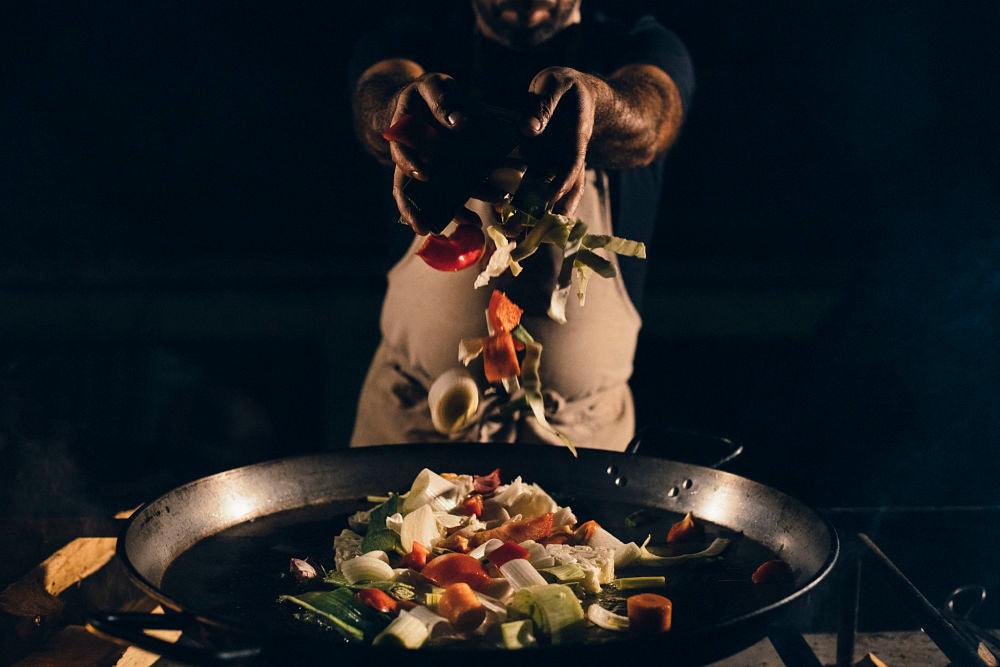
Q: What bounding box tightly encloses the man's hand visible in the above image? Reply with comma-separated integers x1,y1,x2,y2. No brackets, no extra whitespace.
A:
521,67,596,216
520,64,684,217
354,60,471,234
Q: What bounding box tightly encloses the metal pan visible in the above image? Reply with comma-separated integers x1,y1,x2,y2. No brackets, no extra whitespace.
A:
89,441,838,665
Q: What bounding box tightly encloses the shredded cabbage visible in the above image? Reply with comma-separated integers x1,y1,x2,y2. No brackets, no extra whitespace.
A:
400,504,442,552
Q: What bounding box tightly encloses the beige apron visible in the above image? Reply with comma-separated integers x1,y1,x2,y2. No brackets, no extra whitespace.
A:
350,169,642,451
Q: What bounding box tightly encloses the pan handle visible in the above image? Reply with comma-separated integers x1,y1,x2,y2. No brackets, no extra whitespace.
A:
625,426,744,469
86,612,261,664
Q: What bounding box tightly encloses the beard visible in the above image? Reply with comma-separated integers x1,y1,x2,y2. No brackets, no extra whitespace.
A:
471,0,580,51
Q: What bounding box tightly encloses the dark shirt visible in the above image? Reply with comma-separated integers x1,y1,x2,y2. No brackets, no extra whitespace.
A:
349,6,694,307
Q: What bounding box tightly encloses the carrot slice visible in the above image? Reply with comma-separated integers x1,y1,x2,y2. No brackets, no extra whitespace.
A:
483,330,520,382
468,512,554,548
751,559,793,585
627,593,672,633
487,290,523,333
459,495,483,517
666,512,705,544
438,582,487,632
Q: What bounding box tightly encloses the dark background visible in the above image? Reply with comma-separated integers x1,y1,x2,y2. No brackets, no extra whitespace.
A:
2,0,998,519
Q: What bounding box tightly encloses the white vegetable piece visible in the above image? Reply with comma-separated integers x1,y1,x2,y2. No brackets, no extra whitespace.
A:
401,469,462,514
499,558,548,590
488,477,560,520
406,604,452,639
433,511,466,530
333,529,362,569
639,537,731,566
385,512,404,533
362,550,389,564
586,604,629,632
585,525,643,568
340,555,395,584
544,543,616,593
427,368,479,435
400,504,443,552
373,610,430,648
468,538,505,560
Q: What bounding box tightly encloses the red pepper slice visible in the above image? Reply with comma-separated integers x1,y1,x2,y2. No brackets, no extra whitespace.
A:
401,541,430,571
420,553,491,591
416,223,485,272
459,495,483,517
487,541,529,568
487,290,524,333
483,330,520,382
382,113,440,151
355,588,398,614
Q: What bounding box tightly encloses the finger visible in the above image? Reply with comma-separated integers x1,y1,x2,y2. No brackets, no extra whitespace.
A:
393,166,428,235
552,170,586,216
389,140,429,181
415,74,467,129
522,71,571,135
453,207,483,228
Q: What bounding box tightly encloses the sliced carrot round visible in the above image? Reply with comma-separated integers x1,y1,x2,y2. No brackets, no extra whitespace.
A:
627,593,673,634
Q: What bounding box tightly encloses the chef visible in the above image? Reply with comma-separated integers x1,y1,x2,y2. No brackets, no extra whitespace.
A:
349,0,693,450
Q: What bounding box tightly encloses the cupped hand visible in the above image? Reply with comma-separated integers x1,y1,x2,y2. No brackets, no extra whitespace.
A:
520,66,597,216
386,73,467,234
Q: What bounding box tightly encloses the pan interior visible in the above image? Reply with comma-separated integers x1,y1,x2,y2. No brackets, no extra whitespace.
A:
160,493,792,642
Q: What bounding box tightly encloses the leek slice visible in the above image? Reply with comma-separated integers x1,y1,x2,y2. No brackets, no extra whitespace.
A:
400,504,442,552
539,563,586,583
581,234,647,259
548,220,587,324
401,469,461,514
373,610,429,649
458,337,486,366
280,588,388,642
499,558,548,590
638,537,731,565
509,584,585,644
406,605,452,639
573,249,616,278
519,337,576,455
613,576,666,590
586,604,629,632
468,538,505,560
340,555,395,584
500,619,537,649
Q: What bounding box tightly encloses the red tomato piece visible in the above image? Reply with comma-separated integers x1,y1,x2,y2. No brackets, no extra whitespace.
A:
416,224,485,272
420,553,491,591
401,541,430,571
473,468,502,494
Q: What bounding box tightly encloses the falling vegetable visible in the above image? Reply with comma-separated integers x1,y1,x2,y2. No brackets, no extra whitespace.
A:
416,223,486,272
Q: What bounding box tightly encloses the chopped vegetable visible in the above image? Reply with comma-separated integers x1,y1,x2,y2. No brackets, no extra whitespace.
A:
469,512,554,547
613,576,666,590
459,495,484,517
421,553,491,591
487,541,530,568
539,563,586,584
467,538,505,560
416,224,486,272
355,588,398,614
279,588,389,642
498,558,548,590
428,368,479,435
401,541,429,571
500,619,537,649
372,610,430,648
508,584,585,644
581,234,647,259
361,494,404,555
473,468,502,494
475,226,523,289
548,219,587,324
667,512,705,544
639,537,731,566
483,330,520,383
751,559,793,585
487,290,523,333
438,582,487,632
288,558,317,584
586,604,629,632
340,555,396,585
401,469,463,514
626,593,672,634
400,504,442,552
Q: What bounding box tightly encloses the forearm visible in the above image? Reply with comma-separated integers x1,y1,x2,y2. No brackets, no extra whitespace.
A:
352,59,424,163
584,64,684,169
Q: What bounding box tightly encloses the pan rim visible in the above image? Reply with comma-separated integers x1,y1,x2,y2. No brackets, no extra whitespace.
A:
115,444,840,652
